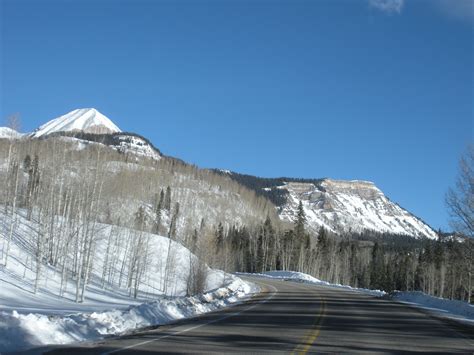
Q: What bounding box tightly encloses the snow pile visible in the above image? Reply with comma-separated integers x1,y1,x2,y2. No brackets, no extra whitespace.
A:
0,208,258,352
30,108,121,137
240,270,386,297
391,291,474,325
0,127,23,139
259,270,323,284
0,277,257,353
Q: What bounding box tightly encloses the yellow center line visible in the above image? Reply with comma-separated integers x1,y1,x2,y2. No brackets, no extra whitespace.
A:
292,298,326,355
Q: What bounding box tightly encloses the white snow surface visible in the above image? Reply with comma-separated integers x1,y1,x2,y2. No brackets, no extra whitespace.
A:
30,108,121,137
0,127,23,139
391,291,474,325
115,135,161,160
0,277,256,353
0,208,258,352
278,180,437,239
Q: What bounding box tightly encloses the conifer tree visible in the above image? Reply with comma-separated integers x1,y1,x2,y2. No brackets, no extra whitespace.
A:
164,186,171,212
153,189,164,234
294,200,306,240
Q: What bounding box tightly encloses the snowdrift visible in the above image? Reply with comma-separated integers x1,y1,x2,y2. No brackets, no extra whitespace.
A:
0,208,258,352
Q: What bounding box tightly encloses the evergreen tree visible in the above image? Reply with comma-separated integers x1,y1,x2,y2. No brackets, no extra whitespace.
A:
23,154,31,172
26,154,40,219
164,186,171,212
155,189,164,214
318,226,328,246
191,228,198,253
168,202,180,239
134,206,147,231
215,222,224,250
370,242,385,290
294,200,306,239
153,189,164,234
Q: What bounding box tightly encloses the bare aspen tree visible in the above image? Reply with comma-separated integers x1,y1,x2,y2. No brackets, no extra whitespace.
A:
446,145,474,303
3,159,20,266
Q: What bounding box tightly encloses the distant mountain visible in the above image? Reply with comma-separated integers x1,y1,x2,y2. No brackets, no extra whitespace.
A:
23,108,161,161
30,108,121,137
0,127,23,139
216,171,437,239
281,179,437,239
6,107,437,239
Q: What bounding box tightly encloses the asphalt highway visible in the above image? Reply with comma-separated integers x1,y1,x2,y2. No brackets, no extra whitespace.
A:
45,276,474,354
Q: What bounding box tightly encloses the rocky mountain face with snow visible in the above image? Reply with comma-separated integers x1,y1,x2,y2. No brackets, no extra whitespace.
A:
217,172,437,239
0,108,438,239
279,179,437,239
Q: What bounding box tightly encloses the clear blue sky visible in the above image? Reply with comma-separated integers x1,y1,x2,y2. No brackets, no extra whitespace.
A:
1,0,472,231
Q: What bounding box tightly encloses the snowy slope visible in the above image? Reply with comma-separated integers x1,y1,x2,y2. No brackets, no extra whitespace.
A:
0,127,23,139
115,134,161,160
27,108,162,160
278,179,437,239
0,207,257,352
30,108,121,137
0,208,224,312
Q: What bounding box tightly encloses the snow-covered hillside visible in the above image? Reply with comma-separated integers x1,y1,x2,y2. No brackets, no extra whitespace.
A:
0,207,256,352
114,134,161,160
0,127,23,139
0,208,224,306
12,107,438,239
278,179,437,239
30,108,121,137
26,108,162,161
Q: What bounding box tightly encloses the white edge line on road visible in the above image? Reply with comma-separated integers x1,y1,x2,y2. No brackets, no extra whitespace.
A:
100,281,278,355
396,300,474,348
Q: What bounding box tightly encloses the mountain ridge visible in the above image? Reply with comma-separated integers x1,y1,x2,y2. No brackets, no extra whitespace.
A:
1,108,438,239
215,171,437,239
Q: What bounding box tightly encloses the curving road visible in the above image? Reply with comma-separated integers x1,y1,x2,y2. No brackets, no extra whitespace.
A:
46,276,474,354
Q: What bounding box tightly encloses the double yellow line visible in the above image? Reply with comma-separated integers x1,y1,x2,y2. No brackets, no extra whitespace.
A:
292,298,326,354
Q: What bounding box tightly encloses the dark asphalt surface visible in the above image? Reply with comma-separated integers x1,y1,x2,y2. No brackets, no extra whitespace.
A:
43,276,474,354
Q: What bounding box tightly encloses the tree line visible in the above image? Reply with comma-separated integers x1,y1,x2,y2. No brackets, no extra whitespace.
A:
1,134,471,304
205,201,473,302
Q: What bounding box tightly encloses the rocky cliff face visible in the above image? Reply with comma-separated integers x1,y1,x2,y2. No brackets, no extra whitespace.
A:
278,179,437,239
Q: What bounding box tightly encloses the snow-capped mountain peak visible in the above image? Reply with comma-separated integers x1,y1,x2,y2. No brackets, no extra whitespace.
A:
30,108,121,138
0,127,23,139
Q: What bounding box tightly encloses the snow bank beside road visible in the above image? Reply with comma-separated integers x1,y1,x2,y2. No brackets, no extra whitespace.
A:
239,270,386,297
391,291,474,325
0,207,259,352
0,276,258,353
243,271,474,325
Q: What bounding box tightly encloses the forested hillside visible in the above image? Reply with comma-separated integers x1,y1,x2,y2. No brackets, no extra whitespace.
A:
0,131,471,304
207,208,473,302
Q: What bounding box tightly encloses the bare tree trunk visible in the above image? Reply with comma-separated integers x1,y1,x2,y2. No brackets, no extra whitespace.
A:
4,162,20,267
